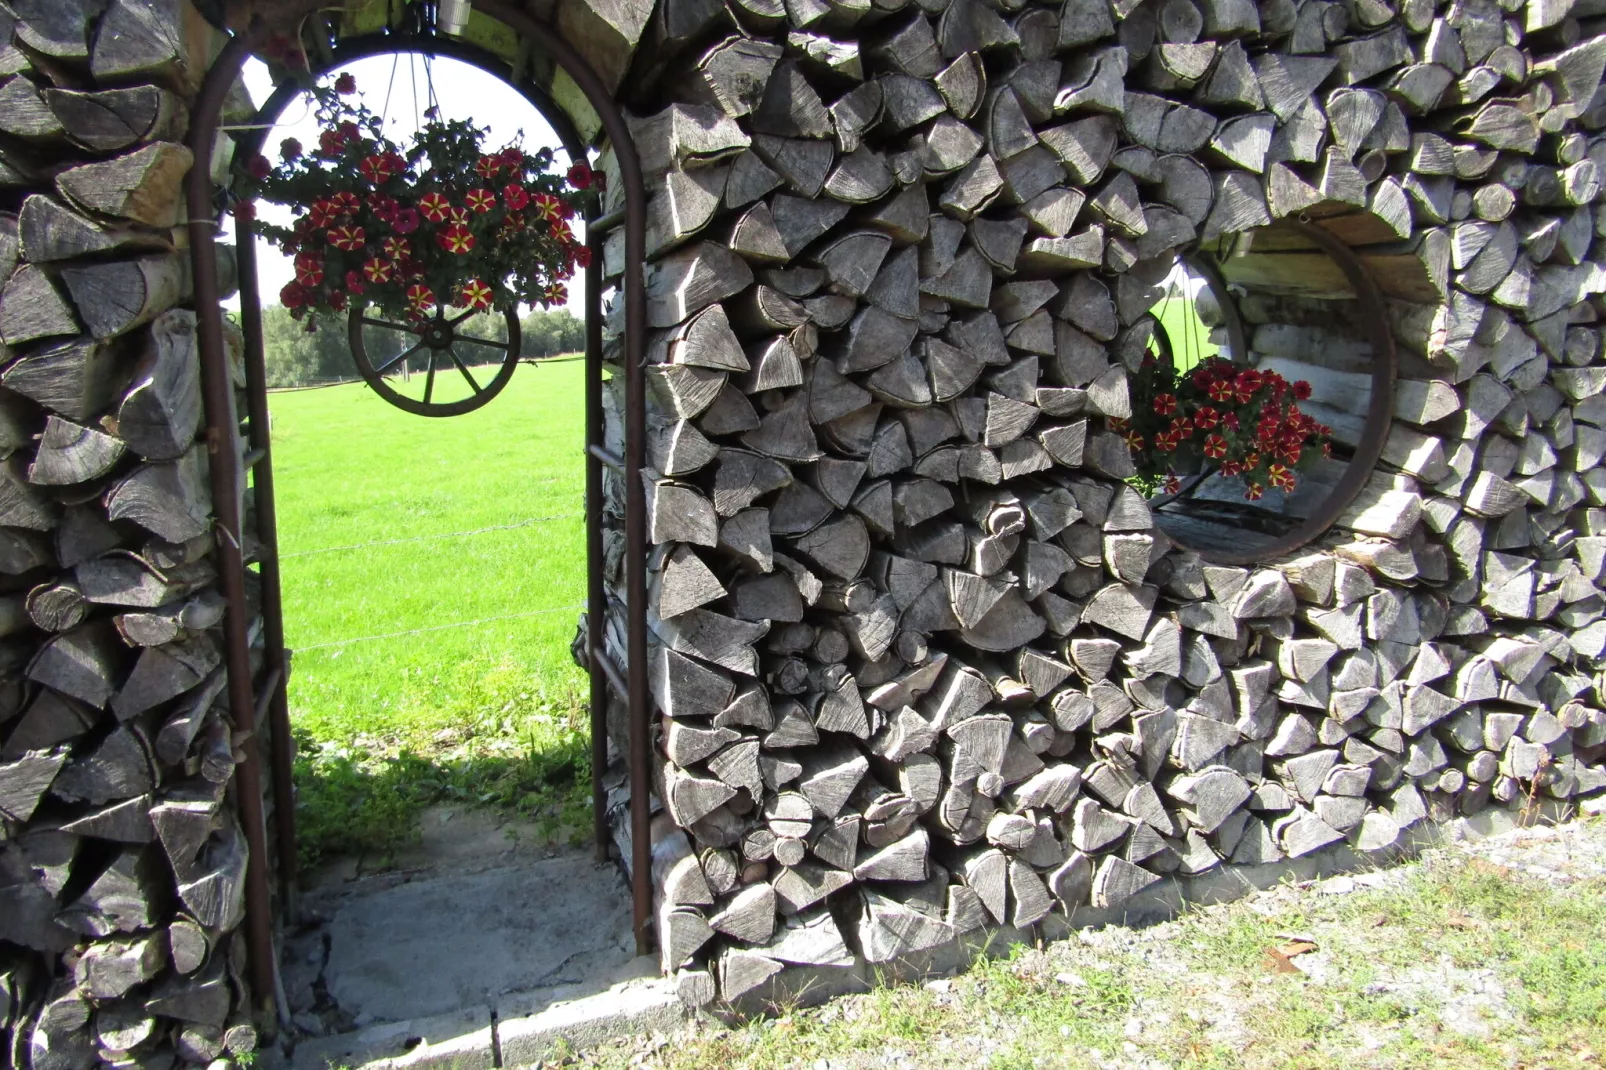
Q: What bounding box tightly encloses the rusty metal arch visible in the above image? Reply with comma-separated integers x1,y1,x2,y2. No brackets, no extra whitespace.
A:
186,3,653,1020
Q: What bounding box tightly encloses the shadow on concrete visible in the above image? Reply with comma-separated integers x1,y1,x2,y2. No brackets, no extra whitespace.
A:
281,805,662,1070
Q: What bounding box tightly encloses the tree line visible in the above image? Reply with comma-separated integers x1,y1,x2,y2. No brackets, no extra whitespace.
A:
259,305,585,388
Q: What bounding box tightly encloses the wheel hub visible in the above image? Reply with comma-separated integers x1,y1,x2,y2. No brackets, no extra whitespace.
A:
423,323,453,349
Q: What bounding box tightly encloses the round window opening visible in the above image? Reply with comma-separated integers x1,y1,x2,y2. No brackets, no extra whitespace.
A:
1117,219,1401,565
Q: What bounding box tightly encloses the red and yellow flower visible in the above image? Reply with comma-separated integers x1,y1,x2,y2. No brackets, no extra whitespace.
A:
458,278,494,310
439,223,475,254
502,183,530,211
406,283,434,312
466,188,496,214
363,257,394,283
328,224,365,250
419,192,451,222
1202,433,1228,460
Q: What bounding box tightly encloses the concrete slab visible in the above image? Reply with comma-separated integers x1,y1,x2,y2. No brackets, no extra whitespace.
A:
321,852,636,1023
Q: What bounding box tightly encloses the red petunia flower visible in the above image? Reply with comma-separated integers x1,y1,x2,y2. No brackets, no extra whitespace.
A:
1292,379,1312,400
318,128,345,156
498,148,524,174
335,72,357,95
572,244,593,269
549,218,574,244
1123,430,1145,450
391,207,420,234
1194,406,1218,430
543,282,567,306
359,154,394,185
345,270,365,296
1164,474,1181,495
330,191,361,216
419,192,451,222
458,278,494,310
1244,452,1261,469
466,188,496,214
1203,433,1228,459
1152,393,1177,416
503,183,530,211
1107,416,1129,432
1267,464,1295,491
1234,369,1264,403
446,206,469,226
363,257,394,283
328,224,365,251
1244,482,1265,501
1154,431,1177,453
247,154,271,180
1220,460,1242,477
1223,412,1240,431
475,155,502,180
382,237,411,260
294,257,323,287
308,199,339,228
532,192,562,220
568,161,595,189
280,281,307,308
406,283,434,312
439,223,475,254
1208,379,1235,403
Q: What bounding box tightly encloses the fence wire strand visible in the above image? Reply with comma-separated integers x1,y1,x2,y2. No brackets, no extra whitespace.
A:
280,511,583,558
297,603,588,651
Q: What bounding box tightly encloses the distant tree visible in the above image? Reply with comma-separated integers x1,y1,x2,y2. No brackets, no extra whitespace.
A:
519,308,583,358
262,304,356,387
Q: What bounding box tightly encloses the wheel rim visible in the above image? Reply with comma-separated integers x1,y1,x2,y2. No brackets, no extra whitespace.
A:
348,303,522,417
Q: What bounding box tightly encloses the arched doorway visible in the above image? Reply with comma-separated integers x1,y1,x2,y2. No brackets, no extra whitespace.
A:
186,0,653,1020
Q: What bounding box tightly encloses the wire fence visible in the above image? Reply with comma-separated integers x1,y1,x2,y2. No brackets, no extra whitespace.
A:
280,511,584,559
296,603,588,651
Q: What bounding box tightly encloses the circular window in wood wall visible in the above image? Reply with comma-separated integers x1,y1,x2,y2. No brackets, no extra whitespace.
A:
1121,219,1401,566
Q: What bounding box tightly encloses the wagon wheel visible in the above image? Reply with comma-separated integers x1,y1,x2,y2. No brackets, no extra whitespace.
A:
348,303,522,417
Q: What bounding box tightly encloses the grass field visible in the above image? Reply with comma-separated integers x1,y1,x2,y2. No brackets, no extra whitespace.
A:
269,358,592,867
1153,291,1218,372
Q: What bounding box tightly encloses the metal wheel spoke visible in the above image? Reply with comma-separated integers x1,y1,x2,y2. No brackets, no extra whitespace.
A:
453,333,510,350
375,340,426,376
446,348,483,393
447,307,478,326
361,315,417,334
423,353,437,405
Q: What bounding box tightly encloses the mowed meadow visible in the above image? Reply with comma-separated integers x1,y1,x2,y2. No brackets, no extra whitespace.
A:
268,358,593,867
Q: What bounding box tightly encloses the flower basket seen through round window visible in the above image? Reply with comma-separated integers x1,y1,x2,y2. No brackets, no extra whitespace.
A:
1123,251,1335,557
233,74,597,416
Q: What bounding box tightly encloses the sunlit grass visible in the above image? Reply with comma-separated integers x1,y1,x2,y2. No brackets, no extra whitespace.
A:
268,358,591,867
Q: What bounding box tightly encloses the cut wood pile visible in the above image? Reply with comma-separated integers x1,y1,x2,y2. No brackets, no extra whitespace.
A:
0,2,270,1067
583,0,1606,1003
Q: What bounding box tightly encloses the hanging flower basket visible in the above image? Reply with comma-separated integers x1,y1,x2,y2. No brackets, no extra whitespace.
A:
1118,353,1331,504
232,75,598,415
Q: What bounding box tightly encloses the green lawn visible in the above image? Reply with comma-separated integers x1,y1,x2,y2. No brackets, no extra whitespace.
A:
268,359,593,867
1153,292,1219,372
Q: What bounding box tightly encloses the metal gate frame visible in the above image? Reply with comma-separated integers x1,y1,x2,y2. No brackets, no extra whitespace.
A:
186,4,653,1019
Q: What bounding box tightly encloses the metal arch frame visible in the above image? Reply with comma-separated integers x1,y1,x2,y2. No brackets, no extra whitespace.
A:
1154,222,1398,566
187,4,653,1022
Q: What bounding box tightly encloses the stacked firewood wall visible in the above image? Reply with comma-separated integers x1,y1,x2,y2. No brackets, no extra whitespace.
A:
589,0,1606,1001
0,1,269,1066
